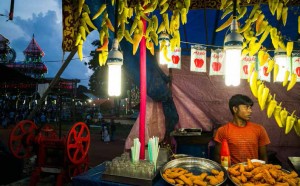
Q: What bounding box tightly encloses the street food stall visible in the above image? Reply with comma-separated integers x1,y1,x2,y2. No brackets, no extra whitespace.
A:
59,0,300,185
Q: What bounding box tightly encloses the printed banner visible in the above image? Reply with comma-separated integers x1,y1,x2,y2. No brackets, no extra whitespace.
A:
292,53,300,82
241,55,256,79
274,56,290,82
258,63,271,82
190,45,206,72
209,49,224,75
168,47,181,69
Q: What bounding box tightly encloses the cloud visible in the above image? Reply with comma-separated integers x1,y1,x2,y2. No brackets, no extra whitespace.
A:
0,0,94,87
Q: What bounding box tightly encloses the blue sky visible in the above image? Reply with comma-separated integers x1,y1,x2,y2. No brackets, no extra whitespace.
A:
0,0,99,87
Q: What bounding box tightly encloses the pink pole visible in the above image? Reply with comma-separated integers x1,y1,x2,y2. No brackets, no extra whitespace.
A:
139,18,147,160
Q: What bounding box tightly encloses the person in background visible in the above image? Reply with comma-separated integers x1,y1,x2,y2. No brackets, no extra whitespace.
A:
214,94,271,165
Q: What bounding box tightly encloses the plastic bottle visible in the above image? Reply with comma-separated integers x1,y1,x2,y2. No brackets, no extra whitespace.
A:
220,139,230,169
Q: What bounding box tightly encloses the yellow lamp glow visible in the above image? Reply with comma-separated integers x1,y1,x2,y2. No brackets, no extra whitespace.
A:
107,39,123,96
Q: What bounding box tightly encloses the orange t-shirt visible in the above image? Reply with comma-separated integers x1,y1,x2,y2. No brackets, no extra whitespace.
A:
214,122,270,164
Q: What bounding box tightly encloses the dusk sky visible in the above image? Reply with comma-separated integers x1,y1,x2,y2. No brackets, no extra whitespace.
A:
0,0,99,87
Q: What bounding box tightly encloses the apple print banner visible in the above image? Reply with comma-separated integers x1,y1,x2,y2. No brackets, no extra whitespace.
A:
292,53,300,82
168,47,181,69
258,63,271,82
209,49,224,75
190,45,206,72
241,55,256,80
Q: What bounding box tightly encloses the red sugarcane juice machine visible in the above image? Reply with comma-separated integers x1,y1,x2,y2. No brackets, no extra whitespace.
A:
9,120,90,186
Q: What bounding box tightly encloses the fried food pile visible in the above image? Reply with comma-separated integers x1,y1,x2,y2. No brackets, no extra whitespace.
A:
162,167,225,186
228,159,300,186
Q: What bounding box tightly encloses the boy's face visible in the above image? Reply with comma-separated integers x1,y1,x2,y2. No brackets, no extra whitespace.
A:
233,104,252,121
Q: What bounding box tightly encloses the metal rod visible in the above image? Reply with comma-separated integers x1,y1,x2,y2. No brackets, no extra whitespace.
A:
27,48,77,120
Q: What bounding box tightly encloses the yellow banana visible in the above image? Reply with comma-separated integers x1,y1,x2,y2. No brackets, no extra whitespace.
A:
75,33,82,46
220,0,227,10
216,15,233,32
267,94,277,118
92,4,106,20
281,6,288,26
286,41,293,57
80,18,90,34
267,59,274,73
273,63,279,81
82,4,90,14
280,108,288,127
181,8,187,24
184,0,191,10
258,50,265,66
150,31,158,46
78,0,85,15
157,22,166,34
285,111,296,134
159,0,168,6
129,18,139,35
106,18,115,32
270,0,279,15
282,70,290,87
258,25,271,44
249,42,261,56
276,2,283,20
146,39,155,55
244,30,254,41
260,86,270,110
287,73,297,91
270,28,279,49
143,3,156,14
247,62,255,82
250,71,259,98
251,10,262,22
132,31,143,55
151,15,159,32
273,102,283,127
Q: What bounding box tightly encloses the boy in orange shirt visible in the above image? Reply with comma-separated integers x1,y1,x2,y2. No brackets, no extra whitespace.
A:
214,94,271,165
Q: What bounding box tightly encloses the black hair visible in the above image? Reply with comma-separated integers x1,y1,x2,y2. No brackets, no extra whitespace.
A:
229,94,254,115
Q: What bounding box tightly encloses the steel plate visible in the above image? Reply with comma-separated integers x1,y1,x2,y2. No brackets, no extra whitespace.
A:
160,157,227,186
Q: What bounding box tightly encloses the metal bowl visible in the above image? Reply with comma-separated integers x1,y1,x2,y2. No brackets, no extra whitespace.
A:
160,157,227,186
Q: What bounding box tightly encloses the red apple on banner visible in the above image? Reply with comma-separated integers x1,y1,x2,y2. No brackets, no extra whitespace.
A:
263,66,269,76
172,55,179,64
212,62,221,71
194,58,204,68
243,65,248,74
296,67,300,77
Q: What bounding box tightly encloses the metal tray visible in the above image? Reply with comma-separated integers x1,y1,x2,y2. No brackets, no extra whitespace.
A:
160,157,227,186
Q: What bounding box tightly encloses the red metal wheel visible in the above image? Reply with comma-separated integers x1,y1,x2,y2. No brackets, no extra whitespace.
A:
9,120,37,159
66,122,90,165
68,156,89,179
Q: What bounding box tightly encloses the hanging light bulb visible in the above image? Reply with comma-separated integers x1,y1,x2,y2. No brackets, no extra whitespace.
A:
107,39,123,96
274,48,288,82
158,32,170,65
223,0,243,86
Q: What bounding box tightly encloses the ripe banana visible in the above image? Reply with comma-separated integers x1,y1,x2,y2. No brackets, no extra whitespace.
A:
276,2,283,20
267,59,274,73
298,16,300,34
82,12,97,30
281,6,288,26
258,25,271,44
124,30,133,44
238,19,252,33
79,26,86,41
221,5,233,19
92,4,106,20
294,119,300,136
160,3,169,14
216,15,233,32
257,83,265,108
273,63,279,81
249,4,260,19
77,40,83,61
256,20,268,36
285,111,296,134
287,73,297,91
255,14,265,33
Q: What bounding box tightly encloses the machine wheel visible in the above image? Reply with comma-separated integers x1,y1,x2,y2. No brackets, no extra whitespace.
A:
9,120,37,159
39,124,57,138
68,156,89,179
66,122,90,165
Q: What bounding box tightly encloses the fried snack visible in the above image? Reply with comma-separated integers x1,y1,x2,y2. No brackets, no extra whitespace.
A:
198,172,208,181
206,175,221,186
228,163,300,186
175,178,185,185
240,164,246,173
178,174,193,186
162,173,176,184
247,159,254,170
211,169,220,175
193,179,207,186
